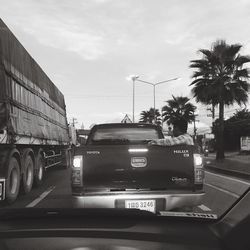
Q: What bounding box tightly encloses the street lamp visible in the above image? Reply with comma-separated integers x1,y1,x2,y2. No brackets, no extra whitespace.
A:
134,77,180,123
131,75,139,123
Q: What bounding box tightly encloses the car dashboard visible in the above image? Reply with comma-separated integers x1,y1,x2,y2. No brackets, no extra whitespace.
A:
0,188,249,250
0,213,221,250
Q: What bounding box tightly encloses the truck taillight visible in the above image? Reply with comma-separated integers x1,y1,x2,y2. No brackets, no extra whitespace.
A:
72,155,83,186
193,154,204,184
73,155,83,168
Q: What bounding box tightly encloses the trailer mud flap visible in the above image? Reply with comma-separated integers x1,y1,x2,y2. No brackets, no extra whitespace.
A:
0,179,5,200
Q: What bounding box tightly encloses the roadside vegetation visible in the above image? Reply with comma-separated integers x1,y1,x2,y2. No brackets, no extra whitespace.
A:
139,40,250,160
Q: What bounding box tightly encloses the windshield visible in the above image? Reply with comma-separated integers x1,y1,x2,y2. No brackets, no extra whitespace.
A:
0,0,250,221
89,126,161,144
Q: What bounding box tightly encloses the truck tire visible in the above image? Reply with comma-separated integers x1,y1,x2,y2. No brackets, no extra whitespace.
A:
34,153,44,187
21,154,34,194
5,156,21,204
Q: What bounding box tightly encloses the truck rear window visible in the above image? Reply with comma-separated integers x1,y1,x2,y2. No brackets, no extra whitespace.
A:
89,127,162,145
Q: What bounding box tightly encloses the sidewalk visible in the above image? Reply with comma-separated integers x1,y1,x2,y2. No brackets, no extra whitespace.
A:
204,152,250,176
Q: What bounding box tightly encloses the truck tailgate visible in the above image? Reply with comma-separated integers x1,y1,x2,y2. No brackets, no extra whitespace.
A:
81,145,195,191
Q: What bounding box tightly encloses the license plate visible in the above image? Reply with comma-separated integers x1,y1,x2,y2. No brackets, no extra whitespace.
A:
125,199,156,213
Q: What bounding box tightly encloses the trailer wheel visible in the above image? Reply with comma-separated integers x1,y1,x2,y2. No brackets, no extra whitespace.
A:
5,156,21,204
21,154,34,194
34,153,44,187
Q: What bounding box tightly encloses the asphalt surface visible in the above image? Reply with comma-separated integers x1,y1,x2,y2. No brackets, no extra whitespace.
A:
1,165,250,217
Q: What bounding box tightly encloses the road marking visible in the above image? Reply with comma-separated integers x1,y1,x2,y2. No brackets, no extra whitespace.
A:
205,183,240,198
198,204,211,211
205,170,250,186
26,186,56,208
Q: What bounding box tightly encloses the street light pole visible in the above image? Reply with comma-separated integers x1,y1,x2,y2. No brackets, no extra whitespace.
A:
134,77,180,123
153,85,156,122
131,76,139,123
133,78,135,123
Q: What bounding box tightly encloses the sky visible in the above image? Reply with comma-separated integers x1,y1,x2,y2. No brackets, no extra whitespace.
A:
1,0,250,130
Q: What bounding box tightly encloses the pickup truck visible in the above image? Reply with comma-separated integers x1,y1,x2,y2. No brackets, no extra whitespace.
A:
71,123,205,212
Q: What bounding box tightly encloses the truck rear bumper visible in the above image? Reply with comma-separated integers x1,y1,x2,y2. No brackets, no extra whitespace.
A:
72,190,205,211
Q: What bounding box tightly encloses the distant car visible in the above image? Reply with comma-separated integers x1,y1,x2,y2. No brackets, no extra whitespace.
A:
71,123,205,213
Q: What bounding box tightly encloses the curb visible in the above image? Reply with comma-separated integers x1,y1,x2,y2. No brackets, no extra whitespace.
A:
205,164,250,180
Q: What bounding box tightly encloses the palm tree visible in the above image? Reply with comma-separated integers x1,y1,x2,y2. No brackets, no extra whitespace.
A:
139,108,161,125
162,96,196,127
190,40,250,160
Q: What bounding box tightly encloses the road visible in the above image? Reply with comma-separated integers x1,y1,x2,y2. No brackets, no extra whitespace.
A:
201,170,250,215
2,165,250,217
1,166,73,209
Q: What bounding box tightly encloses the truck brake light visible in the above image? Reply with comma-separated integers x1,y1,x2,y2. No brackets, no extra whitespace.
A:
128,148,148,153
73,156,83,168
193,154,204,184
72,155,83,186
194,154,203,166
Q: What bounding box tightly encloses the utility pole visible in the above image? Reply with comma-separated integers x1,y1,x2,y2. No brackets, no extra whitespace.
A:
153,85,156,123
71,118,78,127
193,113,199,142
207,104,215,123
211,104,215,122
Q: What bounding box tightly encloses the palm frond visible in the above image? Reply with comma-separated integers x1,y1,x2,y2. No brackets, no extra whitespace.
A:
190,39,250,108
235,55,250,67
234,68,250,79
227,44,242,58
199,49,212,58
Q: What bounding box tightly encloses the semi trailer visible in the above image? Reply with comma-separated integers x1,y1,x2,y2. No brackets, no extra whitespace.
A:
0,19,72,204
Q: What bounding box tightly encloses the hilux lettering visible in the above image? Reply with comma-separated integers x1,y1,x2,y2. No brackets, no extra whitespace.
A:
173,150,189,154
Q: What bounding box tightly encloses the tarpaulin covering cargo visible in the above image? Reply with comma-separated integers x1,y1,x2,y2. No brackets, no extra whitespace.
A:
0,19,69,145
